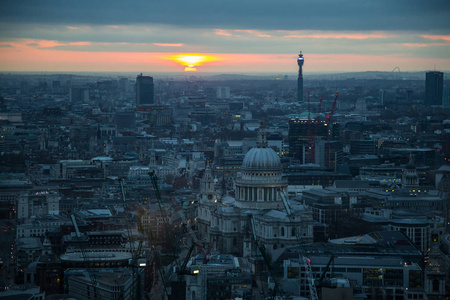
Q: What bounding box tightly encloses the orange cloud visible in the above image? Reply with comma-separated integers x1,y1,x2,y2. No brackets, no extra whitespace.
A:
420,34,450,42
401,43,429,48
214,29,390,40
19,39,92,48
68,41,92,46
215,29,233,36
281,31,390,40
153,43,185,47
1,43,449,73
234,30,272,37
66,25,91,30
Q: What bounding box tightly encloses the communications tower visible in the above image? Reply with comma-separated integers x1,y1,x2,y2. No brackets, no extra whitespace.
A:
297,51,304,103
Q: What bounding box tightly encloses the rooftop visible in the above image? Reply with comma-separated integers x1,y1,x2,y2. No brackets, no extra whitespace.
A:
277,231,422,264
61,251,132,262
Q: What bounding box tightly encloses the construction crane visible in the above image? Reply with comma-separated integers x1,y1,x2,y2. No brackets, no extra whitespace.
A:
329,91,338,120
310,97,323,163
278,189,337,299
119,178,143,300
70,214,100,299
277,188,318,300
325,92,338,168
307,90,313,158
249,215,282,299
277,188,305,243
147,172,177,299
177,244,195,276
149,171,174,249
316,254,335,288
149,171,217,300
303,257,319,300
149,171,212,266
307,89,311,135
306,254,336,300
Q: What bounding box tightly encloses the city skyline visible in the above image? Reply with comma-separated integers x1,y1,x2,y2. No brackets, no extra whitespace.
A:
1,0,450,73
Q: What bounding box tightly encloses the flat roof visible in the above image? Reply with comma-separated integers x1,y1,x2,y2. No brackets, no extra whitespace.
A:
61,252,132,262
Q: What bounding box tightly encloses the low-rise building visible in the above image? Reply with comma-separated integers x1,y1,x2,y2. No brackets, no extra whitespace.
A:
186,254,252,300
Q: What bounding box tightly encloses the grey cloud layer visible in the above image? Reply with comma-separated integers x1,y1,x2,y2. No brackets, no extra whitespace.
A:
1,0,450,32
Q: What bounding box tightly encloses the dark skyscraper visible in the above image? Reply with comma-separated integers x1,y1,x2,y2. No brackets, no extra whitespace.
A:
425,71,443,106
136,74,154,107
69,85,89,103
297,51,304,103
288,114,339,164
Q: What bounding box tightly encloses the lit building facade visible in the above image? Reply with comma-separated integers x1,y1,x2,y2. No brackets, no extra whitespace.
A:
288,113,340,164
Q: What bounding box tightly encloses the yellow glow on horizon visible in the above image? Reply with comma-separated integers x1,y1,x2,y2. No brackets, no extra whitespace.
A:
167,53,219,71
1,41,450,72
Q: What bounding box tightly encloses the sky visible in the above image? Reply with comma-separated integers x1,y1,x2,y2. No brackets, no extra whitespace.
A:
1,0,450,74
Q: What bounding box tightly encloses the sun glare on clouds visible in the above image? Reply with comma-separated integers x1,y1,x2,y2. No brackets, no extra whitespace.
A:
167,53,220,71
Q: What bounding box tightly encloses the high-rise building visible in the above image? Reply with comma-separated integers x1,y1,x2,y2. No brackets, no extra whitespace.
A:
118,77,129,93
217,86,230,99
425,71,443,106
69,85,89,103
443,87,450,108
379,89,396,106
297,51,304,103
315,140,343,171
135,74,154,107
288,113,340,164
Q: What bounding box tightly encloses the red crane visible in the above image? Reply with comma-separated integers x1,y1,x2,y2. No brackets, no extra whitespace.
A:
310,97,323,163
306,90,313,157
325,92,339,168
149,171,212,265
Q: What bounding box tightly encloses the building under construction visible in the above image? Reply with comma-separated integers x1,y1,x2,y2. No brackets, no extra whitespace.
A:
288,113,340,165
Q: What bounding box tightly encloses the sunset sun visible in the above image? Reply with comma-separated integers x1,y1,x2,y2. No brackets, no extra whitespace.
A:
169,54,218,71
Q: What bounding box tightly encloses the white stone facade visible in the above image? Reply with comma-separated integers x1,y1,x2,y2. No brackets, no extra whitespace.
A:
197,126,313,256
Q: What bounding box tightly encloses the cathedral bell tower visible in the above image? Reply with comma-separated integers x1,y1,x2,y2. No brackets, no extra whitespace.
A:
424,231,446,299
197,163,217,242
200,163,216,204
402,155,419,189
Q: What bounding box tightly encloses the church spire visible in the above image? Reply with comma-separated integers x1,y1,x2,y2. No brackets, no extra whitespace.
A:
256,117,268,148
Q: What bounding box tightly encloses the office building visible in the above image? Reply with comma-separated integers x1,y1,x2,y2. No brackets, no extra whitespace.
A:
136,74,154,107
425,71,443,106
350,140,378,155
65,268,143,300
443,86,450,108
315,140,343,172
288,113,339,164
278,231,425,299
379,89,396,106
283,255,424,299
69,85,89,103
186,255,252,300
216,86,230,99
118,77,130,93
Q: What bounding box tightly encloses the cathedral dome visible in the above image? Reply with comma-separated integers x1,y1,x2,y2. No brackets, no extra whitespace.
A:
241,120,281,171
242,147,281,170
405,160,416,170
235,120,287,208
